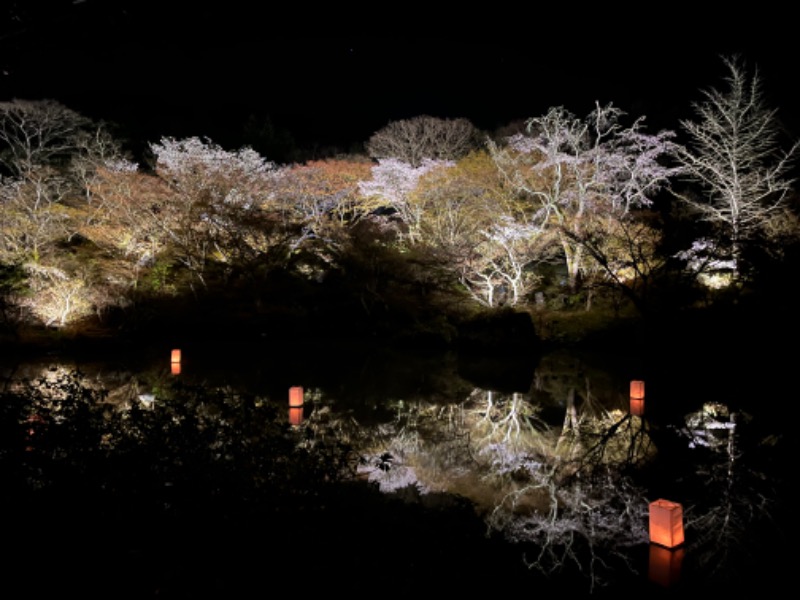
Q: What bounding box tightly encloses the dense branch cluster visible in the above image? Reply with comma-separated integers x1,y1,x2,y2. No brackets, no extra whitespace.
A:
0,55,797,330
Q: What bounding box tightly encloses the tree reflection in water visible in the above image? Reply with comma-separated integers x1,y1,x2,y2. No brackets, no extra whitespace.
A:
351,381,656,593
0,354,788,595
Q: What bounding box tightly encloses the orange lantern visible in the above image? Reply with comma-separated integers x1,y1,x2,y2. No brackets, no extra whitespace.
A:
170,349,182,375
648,544,684,588
289,386,304,408
630,397,645,416
289,406,304,426
630,380,645,399
649,498,685,548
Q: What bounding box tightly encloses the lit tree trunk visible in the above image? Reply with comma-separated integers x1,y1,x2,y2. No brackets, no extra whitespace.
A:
561,236,585,292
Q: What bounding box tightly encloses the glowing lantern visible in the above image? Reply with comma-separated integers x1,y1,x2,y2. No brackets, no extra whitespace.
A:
630,397,645,416
648,544,684,588
289,406,304,426
170,349,182,375
289,386,304,408
630,380,645,399
649,499,685,548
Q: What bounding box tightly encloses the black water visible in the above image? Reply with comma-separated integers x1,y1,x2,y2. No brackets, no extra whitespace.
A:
1,337,794,598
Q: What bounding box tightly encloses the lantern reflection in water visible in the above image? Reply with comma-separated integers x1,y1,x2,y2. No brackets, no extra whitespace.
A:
289,406,304,426
648,544,684,588
649,498,685,548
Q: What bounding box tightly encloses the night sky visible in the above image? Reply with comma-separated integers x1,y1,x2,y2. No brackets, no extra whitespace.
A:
2,2,799,159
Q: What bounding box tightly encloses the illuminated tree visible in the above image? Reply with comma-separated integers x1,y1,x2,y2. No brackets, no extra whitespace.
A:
17,263,93,327
366,115,481,167
674,55,799,281
0,166,70,264
148,136,279,286
490,103,679,300
566,212,667,313
0,99,90,176
410,151,499,252
357,157,454,245
80,161,174,293
413,151,553,307
0,100,102,266
270,158,377,267
0,101,125,327
70,124,130,203
460,216,544,307
359,152,554,307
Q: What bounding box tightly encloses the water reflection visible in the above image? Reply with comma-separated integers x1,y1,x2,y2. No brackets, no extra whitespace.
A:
0,345,790,595
649,544,685,588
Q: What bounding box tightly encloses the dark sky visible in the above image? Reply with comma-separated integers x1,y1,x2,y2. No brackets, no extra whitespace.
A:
2,2,799,159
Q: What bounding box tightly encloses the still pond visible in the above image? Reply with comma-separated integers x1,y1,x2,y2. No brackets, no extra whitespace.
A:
0,338,792,597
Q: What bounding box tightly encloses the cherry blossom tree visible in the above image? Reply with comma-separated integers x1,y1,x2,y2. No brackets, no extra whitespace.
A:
410,151,552,306
270,158,377,266
148,136,279,286
357,157,454,245
490,103,680,301
459,216,544,307
359,152,554,307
